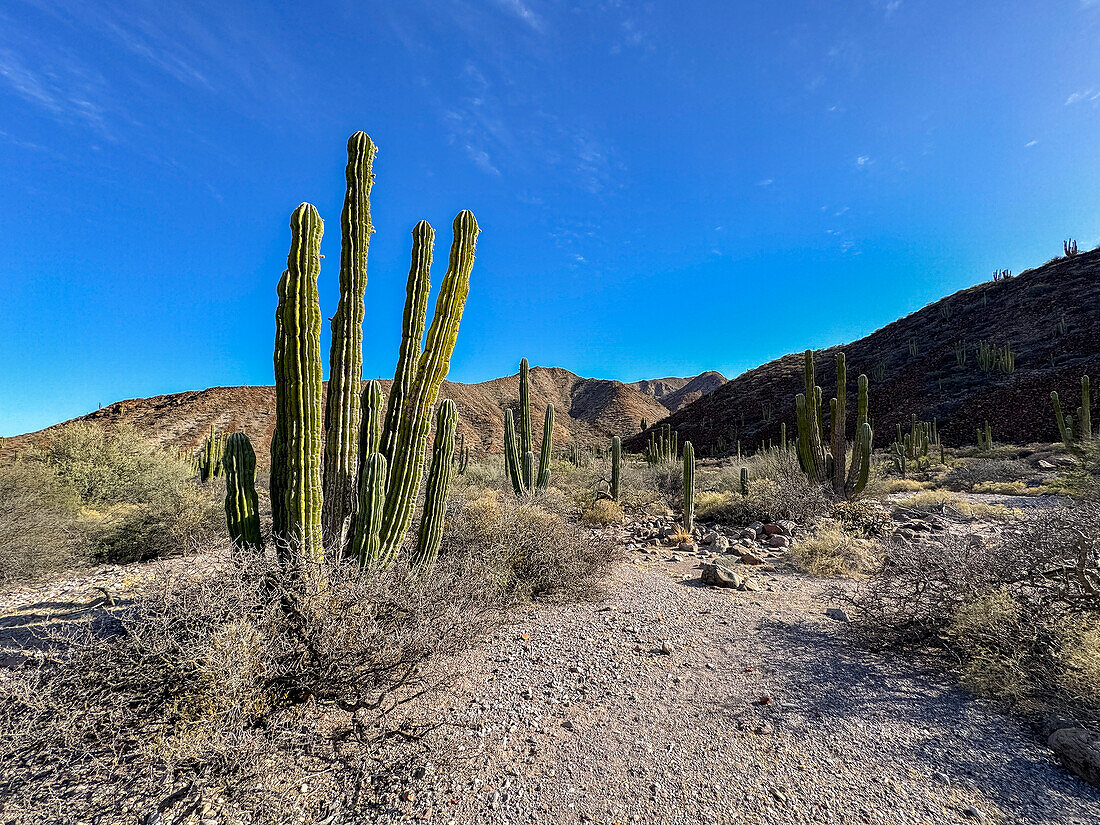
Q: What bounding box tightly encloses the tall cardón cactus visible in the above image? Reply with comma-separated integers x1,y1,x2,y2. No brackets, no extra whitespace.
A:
322,132,377,544
795,350,872,500
374,212,479,563
271,203,325,564
411,399,458,568
223,432,263,552
504,359,554,494
682,441,695,533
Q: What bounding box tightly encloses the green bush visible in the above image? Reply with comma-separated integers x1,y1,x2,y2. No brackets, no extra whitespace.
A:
0,460,86,585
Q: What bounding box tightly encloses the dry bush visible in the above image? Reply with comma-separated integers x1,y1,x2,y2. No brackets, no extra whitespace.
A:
850,502,1100,716
442,492,616,600
830,499,893,536
944,457,1034,492
790,519,880,578
0,551,506,822
0,461,86,585
582,499,624,526
970,480,1045,496
896,489,1019,520
697,450,829,526
881,478,931,493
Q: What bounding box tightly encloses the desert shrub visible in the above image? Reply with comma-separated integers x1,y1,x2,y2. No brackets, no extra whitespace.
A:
582,499,624,526
0,552,506,823
881,478,931,493
830,499,892,536
42,422,221,564
944,458,1033,492
790,519,879,578
442,493,615,600
895,489,1019,520
970,480,1045,496
0,461,86,585
696,451,829,526
637,460,683,499
850,502,1100,716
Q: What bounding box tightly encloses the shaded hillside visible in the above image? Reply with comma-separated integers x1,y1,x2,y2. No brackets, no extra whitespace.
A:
628,371,727,413
4,367,694,463
627,248,1100,454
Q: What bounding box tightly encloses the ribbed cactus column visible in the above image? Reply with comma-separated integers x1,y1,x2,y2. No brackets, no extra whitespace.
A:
519,358,533,489
795,350,826,484
322,132,377,544
537,403,554,490
376,212,479,561
740,467,749,496
223,433,263,552
1080,376,1092,439
504,409,524,496
830,353,847,493
357,379,385,472
347,452,387,565
682,441,695,533
271,203,325,565
412,399,458,568
380,221,434,465
610,436,621,502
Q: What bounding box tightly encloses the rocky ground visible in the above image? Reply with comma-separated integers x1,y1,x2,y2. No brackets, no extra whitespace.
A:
2,497,1099,824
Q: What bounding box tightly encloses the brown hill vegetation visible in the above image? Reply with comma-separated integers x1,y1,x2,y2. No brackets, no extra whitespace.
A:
627,248,1100,454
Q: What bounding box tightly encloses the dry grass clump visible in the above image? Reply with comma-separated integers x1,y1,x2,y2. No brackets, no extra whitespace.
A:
850,501,1100,718
790,519,880,578
970,480,1045,496
896,489,1020,520
582,499,624,526
881,477,932,493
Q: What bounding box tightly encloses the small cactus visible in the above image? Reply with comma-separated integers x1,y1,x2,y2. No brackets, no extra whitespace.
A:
740,467,749,497
610,436,621,502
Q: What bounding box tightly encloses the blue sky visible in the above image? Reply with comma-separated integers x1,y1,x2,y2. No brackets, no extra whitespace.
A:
2,0,1099,436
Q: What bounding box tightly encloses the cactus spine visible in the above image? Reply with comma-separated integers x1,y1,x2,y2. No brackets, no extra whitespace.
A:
271,203,325,565
411,399,457,568
610,436,621,502
322,132,376,544
223,433,263,552
682,441,695,533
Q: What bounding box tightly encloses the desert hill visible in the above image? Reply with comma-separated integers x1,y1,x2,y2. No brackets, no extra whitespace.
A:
628,371,727,413
627,247,1100,454
4,367,725,462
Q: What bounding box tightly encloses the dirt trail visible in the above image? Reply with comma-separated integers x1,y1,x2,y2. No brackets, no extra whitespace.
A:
380,553,1100,825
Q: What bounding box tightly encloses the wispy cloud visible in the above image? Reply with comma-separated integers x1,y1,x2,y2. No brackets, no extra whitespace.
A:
494,0,545,31
0,46,112,136
1065,89,1100,105
1025,139,1039,148
756,178,774,187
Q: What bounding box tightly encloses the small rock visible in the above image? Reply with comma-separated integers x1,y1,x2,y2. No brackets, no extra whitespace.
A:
660,640,676,655
740,553,765,565
714,535,731,553
768,534,790,548
763,523,783,535
701,531,718,545
825,608,850,622
962,806,986,822
701,558,744,589
1048,727,1100,787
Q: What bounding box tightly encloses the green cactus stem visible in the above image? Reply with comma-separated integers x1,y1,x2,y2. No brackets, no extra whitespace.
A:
682,441,695,533
519,358,533,489
223,433,263,552
1081,376,1092,439
376,212,479,564
504,408,524,496
740,467,749,497
412,399,457,569
322,131,377,545
379,221,434,466
271,203,325,566
347,452,387,565
537,403,554,490
356,379,385,474
610,436,621,502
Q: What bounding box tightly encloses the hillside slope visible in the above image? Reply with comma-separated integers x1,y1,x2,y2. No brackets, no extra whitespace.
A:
628,371,727,413
5,367,713,462
627,248,1100,453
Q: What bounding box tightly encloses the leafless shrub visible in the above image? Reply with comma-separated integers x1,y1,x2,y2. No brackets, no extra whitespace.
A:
0,550,506,823
698,450,830,526
849,503,1100,715
944,457,1033,491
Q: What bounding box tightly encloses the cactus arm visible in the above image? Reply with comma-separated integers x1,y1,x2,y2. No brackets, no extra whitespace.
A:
356,379,385,474
322,132,377,544
520,358,533,489
346,452,388,565
831,353,847,495
537,403,554,490
412,400,457,569
682,441,695,533
740,466,749,496
1082,376,1092,439
272,204,325,565
377,212,479,561
850,422,873,498
223,433,263,552
845,374,869,492
270,272,289,544
504,409,524,495
380,221,435,465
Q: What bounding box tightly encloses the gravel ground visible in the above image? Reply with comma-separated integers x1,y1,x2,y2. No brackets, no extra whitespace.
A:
373,550,1100,825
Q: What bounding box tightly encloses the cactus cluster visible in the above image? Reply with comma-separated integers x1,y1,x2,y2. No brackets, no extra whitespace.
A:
223,432,263,551
992,269,1012,281
890,415,943,475
1065,239,1078,257
195,425,226,482
504,358,553,495
682,441,695,533
1051,375,1092,451
976,421,994,451
954,340,967,367
975,340,1014,373
794,350,872,500
645,423,679,464
259,132,479,572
